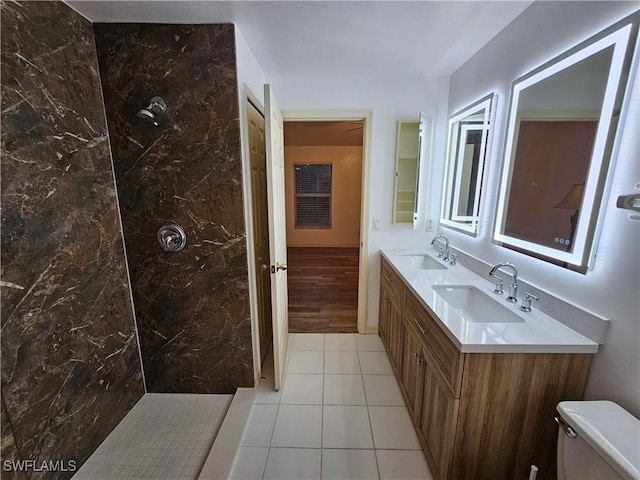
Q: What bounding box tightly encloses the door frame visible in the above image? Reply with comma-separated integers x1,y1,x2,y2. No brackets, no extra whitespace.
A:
282,109,373,335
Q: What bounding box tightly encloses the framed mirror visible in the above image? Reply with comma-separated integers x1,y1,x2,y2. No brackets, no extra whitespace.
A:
393,113,433,229
493,14,639,272
440,93,495,235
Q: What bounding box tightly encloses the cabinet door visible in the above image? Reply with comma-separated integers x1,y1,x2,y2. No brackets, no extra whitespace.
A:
380,280,403,374
405,290,464,398
388,295,403,373
401,318,425,424
379,283,392,349
420,360,459,480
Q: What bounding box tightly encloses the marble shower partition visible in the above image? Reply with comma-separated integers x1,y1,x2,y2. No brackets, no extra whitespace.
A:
1,1,145,478
93,23,254,393
1,394,24,480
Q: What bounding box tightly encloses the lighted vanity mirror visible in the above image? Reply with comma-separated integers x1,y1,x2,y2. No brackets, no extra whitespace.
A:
440,93,495,236
393,114,433,229
493,14,639,272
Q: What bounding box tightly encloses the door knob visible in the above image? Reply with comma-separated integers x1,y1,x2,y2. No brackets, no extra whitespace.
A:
276,262,288,271
261,264,269,271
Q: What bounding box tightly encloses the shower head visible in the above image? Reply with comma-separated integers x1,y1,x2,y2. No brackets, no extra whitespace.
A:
137,96,167,126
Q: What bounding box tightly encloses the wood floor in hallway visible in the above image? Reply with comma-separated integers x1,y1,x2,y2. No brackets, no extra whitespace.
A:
287,247,359,333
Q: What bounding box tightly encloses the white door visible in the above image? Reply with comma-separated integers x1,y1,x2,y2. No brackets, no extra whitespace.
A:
247,101,272,363
264,85,289,390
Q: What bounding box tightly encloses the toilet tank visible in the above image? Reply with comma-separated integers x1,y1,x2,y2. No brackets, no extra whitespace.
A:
556,401,640,480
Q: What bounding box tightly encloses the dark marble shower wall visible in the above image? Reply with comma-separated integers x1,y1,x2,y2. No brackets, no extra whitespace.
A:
1,1,145,477
93,23,254,393
1,395,24,480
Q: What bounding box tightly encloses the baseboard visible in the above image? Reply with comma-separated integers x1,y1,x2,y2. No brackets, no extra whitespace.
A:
364,325,379,335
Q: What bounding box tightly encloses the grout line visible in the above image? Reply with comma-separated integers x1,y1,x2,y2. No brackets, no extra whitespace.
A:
362,372,375,447
267,387,283,448
362,355,382,480
262,344,279,480
251,335,423,479
258,446,421,451
372,429,383,473
261,447,269,479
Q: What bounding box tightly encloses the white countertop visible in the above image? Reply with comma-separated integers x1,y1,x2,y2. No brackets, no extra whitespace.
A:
381,249,599,354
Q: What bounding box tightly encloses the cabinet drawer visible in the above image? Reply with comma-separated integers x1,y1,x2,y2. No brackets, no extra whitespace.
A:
404,291,464,398
381,258,404,305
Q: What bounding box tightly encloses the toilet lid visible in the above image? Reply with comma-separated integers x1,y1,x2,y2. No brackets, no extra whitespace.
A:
557,401,640,480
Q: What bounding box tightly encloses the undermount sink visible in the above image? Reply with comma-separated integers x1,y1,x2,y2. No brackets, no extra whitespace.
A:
401,255,448,270
432,285,524,323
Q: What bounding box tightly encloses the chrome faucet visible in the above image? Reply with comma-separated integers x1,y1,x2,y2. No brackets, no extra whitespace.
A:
489,262,518,303
520,292,539,312
431,235,450,261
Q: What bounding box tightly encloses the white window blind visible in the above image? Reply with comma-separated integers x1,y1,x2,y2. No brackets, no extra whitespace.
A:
295,164,332,228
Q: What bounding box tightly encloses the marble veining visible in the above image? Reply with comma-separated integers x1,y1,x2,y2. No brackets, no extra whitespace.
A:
1,394,24,480
93,23,254,393
1,2,144,477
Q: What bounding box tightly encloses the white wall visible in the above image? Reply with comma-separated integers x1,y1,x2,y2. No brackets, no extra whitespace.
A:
235,27,268,382
444,2,640,416
270,75,450,333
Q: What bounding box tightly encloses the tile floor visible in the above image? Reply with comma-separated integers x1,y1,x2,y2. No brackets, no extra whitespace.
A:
229,333,433,480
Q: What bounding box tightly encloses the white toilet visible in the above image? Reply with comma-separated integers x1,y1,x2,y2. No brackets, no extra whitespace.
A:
555,400,640,480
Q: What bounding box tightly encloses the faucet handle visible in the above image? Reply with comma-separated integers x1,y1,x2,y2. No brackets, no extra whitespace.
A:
448,253,457,266
490,273,503,295
520,292,539,312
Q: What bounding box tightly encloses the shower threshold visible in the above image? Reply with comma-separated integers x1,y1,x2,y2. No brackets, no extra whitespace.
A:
73,393,233,479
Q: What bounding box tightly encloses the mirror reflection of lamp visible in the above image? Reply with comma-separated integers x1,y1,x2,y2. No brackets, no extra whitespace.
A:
554,182,585,251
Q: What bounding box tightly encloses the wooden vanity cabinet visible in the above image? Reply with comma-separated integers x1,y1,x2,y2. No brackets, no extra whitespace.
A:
400,314,426,423
402,287,462,479
378,257,593,480
404,289,464,395
420,359,460,480
379,259,404,374
451,352,591,480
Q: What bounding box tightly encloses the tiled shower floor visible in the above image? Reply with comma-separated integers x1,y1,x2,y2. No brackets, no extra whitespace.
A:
229,333,432,480
73,393,233,479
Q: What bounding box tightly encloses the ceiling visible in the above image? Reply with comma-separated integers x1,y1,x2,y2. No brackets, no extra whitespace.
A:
66,1,534,78
284,121,364,146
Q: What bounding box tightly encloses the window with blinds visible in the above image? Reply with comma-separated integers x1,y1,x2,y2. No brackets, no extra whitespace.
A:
294,164,332,228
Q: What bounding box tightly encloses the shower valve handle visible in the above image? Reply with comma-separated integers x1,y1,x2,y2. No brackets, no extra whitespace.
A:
157,224,186,252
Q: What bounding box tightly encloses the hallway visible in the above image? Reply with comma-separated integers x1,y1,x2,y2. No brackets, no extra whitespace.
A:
287,248,360,333
229,333,432,479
